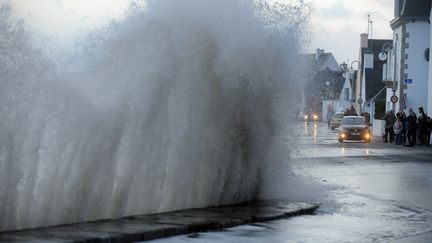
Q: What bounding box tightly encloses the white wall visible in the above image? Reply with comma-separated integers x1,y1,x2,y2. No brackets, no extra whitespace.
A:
404,21,430,112
385,87,393,113
373,119,385,137
389,21,430,114
389,27,403,113
428,10,432,116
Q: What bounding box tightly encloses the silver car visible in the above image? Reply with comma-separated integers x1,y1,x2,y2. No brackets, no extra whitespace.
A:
330,112,344,130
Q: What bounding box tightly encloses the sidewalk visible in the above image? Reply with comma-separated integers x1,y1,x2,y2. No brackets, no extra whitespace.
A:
373,135,432,147
0,201,319,243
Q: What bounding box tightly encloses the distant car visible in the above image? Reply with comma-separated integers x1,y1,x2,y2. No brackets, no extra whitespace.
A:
330,112,345,130
303,112,320,123
338,116,371,143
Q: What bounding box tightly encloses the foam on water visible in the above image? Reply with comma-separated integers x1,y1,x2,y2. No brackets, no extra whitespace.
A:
0,0,309,231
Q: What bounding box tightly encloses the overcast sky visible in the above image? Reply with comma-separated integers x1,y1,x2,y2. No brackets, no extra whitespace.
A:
10,0,394,64
309,0,394,64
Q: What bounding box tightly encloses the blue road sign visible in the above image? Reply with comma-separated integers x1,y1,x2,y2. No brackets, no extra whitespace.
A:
404,78,413,84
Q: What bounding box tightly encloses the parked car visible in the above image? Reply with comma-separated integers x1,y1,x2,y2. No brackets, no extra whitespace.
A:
330,112,345,130
338,116,371,143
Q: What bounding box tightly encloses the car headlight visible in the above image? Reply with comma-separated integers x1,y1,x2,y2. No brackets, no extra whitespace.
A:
341,133,346,138
313,114,318,120
304,115,308,120
364,133,371,139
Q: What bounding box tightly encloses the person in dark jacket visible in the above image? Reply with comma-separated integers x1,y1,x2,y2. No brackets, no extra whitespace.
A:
383,111,396,143
425,116,432,146
399,111,407,145
406,108,417,147
417,107,427,146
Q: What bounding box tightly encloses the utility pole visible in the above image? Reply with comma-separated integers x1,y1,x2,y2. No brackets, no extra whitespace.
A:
367,14,370,38
393,34,399,113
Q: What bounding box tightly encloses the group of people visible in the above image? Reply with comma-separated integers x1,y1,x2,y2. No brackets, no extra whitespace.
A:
343,105,358,116
383,107,432,146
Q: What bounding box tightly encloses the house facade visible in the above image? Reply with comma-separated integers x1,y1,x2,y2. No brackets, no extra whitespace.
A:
428,2,432,116
356,36,392,119
387,0,431,113
322,63,355,119
302,49,346,121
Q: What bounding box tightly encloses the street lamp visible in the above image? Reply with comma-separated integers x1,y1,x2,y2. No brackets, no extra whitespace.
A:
378,42,394,84
324,80,334,125
378,40,396,112
325,80,332,101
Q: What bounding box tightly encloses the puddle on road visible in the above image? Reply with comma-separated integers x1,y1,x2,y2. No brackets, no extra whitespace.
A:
150,189,432,243
151,148,432,242
149,123,432,242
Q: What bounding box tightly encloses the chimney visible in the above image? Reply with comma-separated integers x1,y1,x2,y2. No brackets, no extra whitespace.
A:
340,62,348,71
315,48,324,60
360,33,368,48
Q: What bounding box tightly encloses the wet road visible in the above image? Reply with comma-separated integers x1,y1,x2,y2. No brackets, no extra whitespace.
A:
151,122,432,242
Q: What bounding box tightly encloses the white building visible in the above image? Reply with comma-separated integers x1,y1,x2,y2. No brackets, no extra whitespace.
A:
387,0,431,113
428,3,432,116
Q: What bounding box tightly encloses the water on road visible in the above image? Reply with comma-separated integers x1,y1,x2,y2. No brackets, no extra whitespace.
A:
151,122,432,242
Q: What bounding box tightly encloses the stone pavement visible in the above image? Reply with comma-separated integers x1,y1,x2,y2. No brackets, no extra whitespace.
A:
0,201,319,243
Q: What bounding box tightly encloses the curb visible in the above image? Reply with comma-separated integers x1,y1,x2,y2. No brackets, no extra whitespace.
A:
0,201,319,242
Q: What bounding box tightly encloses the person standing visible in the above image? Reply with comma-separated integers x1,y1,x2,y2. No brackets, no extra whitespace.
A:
399,111,407,146
349,105,357,116
326,110,333,129
383,111,396,143
393,116,403,145
344,108,350,116
364,112,371,126
406,108,417,147
425,116,432,146
417,107,427,146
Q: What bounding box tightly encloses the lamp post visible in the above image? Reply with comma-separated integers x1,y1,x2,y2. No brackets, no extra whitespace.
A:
349,60,359,109
378,43,393,79
325,80,333,112
378,41,396,112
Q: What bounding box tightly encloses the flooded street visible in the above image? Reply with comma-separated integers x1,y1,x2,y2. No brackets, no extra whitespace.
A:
151,122,432,242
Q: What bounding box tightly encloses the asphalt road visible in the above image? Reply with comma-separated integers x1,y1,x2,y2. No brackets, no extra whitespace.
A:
152,122,432,242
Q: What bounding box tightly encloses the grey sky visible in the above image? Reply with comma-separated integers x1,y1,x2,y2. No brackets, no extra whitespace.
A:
9,0,394,64
308,0,394,63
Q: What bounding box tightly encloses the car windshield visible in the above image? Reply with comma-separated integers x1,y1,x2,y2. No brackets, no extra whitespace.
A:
342,117,365,125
